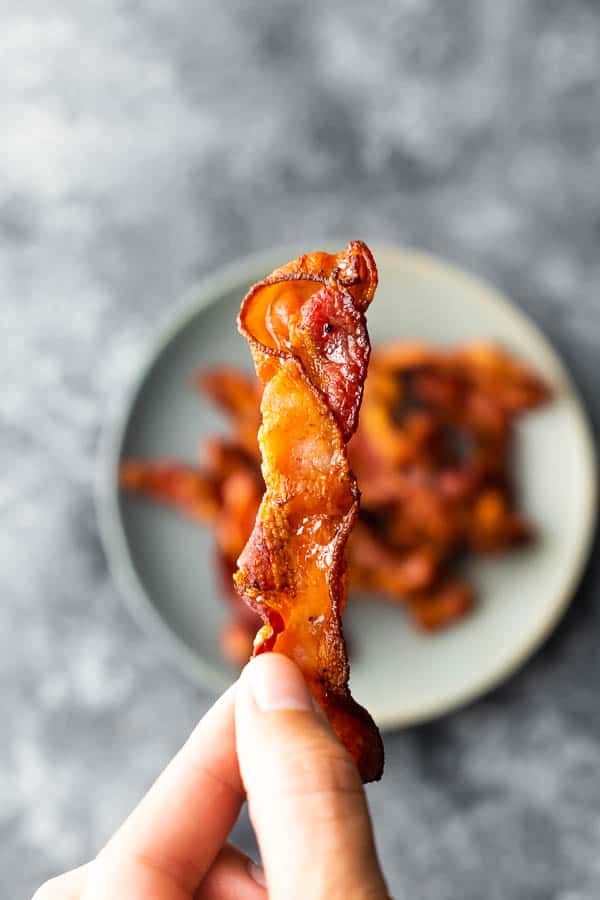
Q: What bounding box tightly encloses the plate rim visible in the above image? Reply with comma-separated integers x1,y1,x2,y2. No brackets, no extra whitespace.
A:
96,242,598,729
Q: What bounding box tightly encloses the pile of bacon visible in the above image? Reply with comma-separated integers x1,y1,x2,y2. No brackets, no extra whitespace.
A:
121,340,550,665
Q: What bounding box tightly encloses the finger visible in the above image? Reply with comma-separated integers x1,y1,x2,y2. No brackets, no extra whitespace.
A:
197,843,266,899
83,684,243,899
32,864,89,899
235,654,389,900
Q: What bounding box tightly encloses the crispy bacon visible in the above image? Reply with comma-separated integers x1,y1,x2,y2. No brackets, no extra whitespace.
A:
406,578,476,631
119,453,262,663
348,522,439,596
345,341,548,623
234,241,384,783
195,368,262,459
119,460,219,523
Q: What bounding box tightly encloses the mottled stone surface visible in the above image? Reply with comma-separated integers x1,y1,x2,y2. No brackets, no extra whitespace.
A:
3,1,600,898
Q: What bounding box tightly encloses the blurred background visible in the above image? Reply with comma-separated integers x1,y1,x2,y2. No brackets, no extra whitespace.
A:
3,1,600,898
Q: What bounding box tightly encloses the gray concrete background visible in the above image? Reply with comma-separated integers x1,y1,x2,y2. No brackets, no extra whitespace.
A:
2,1,600,898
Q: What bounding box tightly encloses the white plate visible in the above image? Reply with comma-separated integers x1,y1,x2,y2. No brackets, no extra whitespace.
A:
97,244,597,728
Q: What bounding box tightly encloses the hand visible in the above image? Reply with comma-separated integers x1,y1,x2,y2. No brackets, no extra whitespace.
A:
34,653,389,899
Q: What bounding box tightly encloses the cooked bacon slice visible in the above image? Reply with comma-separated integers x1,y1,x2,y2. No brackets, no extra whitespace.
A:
119,460,219,523
406,578,475,631
348,522,439,596
347,523,476,631
234,241,384,783
195,368,262,459
451,342,551,414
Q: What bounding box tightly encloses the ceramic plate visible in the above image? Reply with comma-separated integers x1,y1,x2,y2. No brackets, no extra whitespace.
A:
97,244,597,728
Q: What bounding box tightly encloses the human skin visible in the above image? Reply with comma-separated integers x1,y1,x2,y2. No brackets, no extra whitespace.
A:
33,653,389,900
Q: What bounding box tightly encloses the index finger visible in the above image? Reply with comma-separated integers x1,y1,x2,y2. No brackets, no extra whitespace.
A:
83,684,243,899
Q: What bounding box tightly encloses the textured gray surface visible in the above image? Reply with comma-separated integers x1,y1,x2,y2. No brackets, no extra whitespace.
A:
3,1,600,898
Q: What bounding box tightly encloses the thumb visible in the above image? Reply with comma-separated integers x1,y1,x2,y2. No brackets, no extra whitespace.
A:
235,654,389,900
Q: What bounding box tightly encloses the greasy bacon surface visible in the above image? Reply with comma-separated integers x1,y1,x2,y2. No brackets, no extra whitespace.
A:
234,241,384,783
120,446,262,659
348,341,549,627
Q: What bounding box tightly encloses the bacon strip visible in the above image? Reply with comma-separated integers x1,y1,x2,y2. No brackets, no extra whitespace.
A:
119,452,262,664
119,460,219,523
234,241,384,782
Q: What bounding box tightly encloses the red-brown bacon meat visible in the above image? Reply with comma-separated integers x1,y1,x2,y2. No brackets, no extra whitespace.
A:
234,241,384,783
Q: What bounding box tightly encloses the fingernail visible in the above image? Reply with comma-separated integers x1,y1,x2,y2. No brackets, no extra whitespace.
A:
243,654,313,712
248,860,267,887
